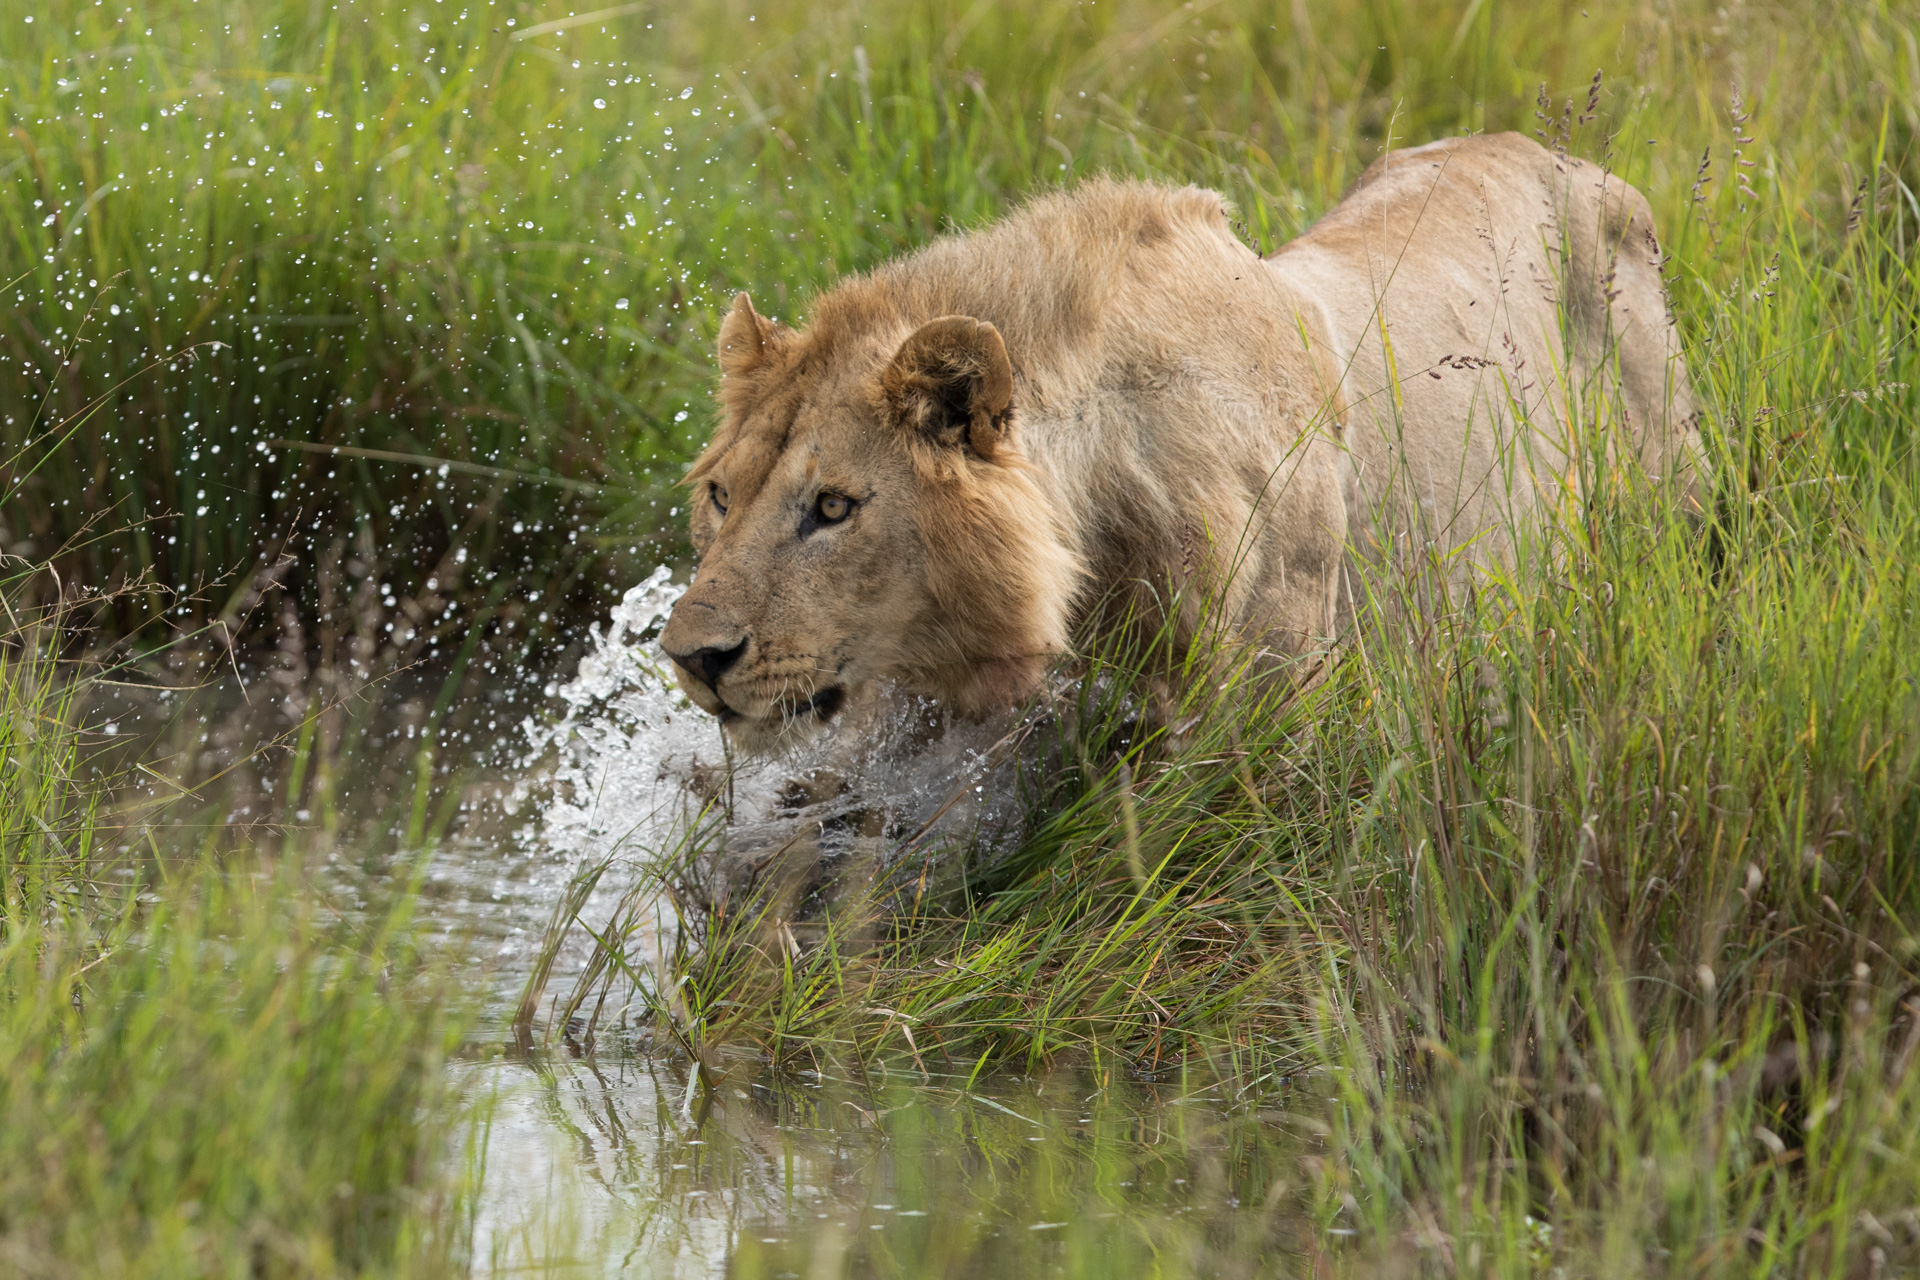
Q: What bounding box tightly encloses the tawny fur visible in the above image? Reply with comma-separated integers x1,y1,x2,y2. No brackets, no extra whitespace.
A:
1267,132,1706,594
659,133,1706,753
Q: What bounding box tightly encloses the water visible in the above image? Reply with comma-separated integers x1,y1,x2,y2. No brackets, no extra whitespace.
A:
464,1056,1311,1278
499,565,1043,1023
517,564,1035,889
462,572,1312,1274
84,571,1310,1277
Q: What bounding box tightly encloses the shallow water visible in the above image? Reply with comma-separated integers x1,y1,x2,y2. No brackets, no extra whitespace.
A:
464,1053,1312,1278
87,574,1313,1277
451,579,1315,1274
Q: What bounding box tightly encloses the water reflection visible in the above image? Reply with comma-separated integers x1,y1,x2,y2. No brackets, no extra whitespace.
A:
470,1054,1313,1278
73,580,1317,1278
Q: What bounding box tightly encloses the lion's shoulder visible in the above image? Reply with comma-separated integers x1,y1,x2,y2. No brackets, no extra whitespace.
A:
802,179,1244,365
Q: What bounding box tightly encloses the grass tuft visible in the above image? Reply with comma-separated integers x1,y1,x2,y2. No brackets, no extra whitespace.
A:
0,580,478,1275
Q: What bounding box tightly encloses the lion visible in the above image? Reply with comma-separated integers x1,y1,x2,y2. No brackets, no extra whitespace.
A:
658,133,1705,755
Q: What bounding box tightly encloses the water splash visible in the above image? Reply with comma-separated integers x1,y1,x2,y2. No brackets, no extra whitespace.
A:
511,564,722,872
508,565,1036,989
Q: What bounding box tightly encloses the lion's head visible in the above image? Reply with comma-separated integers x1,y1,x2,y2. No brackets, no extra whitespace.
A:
657,292,1083,754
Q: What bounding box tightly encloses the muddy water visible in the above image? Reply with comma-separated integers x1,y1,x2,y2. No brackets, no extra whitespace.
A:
87,575,1312,1277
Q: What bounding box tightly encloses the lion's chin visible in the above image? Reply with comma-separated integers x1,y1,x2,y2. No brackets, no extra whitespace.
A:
717,684,849,756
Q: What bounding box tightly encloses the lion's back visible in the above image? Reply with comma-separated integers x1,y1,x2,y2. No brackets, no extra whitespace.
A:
1268,132,1706,571
811,178,1248,374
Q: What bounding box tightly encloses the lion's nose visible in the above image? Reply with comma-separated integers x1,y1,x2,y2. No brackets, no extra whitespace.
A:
666,637,748,690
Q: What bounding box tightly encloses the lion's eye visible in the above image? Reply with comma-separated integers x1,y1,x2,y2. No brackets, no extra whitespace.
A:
711,483,729,515
815,492,851,524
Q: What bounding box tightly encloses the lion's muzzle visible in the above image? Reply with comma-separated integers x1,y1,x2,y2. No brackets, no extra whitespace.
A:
668,637,748,691
661,637,748,722
660,599,854,750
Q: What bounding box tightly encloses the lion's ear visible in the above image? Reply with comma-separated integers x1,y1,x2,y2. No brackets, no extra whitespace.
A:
718,292,781,379
881,315,1015,461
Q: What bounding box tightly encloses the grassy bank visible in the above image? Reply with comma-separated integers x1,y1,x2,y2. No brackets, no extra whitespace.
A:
0,576,478,1277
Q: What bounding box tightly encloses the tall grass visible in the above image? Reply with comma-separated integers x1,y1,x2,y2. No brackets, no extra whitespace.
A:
10,0,1920,1272
9,0,1912,643
0,571,479,1276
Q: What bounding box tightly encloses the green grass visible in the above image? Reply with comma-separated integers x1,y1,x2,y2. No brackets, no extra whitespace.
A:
10,0,1911,642
0,578,479,1277
10,0,1920,1274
